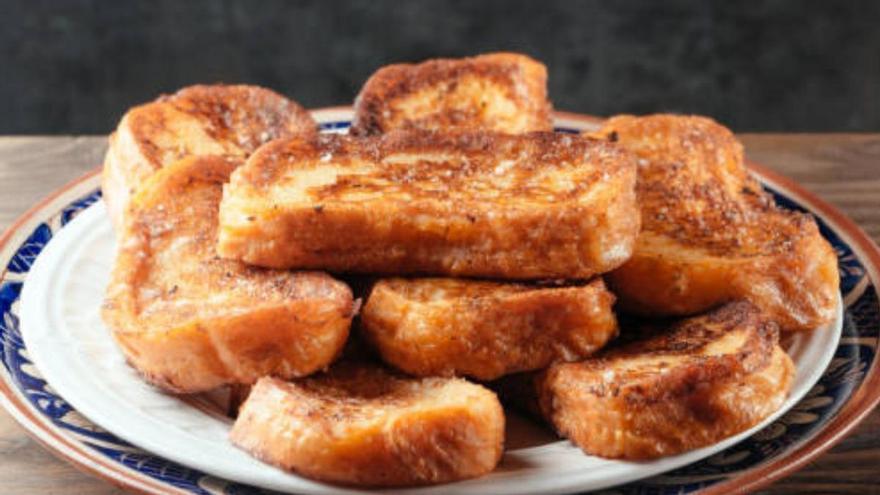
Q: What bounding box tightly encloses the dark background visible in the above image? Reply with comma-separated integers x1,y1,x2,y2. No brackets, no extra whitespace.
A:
3,0,878,134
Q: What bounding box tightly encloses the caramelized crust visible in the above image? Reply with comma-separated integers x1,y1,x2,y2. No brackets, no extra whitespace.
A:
102,156,353,393
102,84,316,229
594,114,839,331
230,364,505,487
498,301,794,459
218,130,640,279
361,278,618,380
351,53,552,135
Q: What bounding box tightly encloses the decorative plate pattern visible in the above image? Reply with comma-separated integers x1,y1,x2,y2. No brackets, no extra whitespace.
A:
0,110,877,495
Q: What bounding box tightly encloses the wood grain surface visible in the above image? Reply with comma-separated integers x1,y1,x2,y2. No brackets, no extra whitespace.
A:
0,135,877,494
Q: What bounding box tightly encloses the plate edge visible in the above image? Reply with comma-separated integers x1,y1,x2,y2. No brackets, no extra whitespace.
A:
0,109,879,495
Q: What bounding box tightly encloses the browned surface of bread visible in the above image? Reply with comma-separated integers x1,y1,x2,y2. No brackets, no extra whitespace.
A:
351,53,553,136
102,84,317,229
217,130,640,279
229,363,505,487
498,301,794,460
101,156,354,393
594,114,839,331
361,278,618,380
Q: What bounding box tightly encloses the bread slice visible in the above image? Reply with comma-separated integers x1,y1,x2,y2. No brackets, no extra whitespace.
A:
102,156,353,393
594,114,839,331
351,52,552,136
217,130,640,279
496,301,794,460
102,84,316,229
361,278,617,380
230,363,505,487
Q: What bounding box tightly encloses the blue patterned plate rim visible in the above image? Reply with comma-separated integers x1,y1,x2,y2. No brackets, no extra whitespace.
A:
0,109,878,495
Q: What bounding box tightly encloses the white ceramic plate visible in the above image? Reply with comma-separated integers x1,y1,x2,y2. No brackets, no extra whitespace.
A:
16,110,844,494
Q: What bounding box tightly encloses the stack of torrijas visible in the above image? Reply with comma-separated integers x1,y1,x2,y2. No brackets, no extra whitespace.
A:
100,53,839,487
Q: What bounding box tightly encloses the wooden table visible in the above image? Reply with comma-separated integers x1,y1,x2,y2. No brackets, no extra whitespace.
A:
0,135,877,494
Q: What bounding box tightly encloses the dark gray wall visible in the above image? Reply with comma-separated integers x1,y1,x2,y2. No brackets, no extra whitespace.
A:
3,0,878,133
